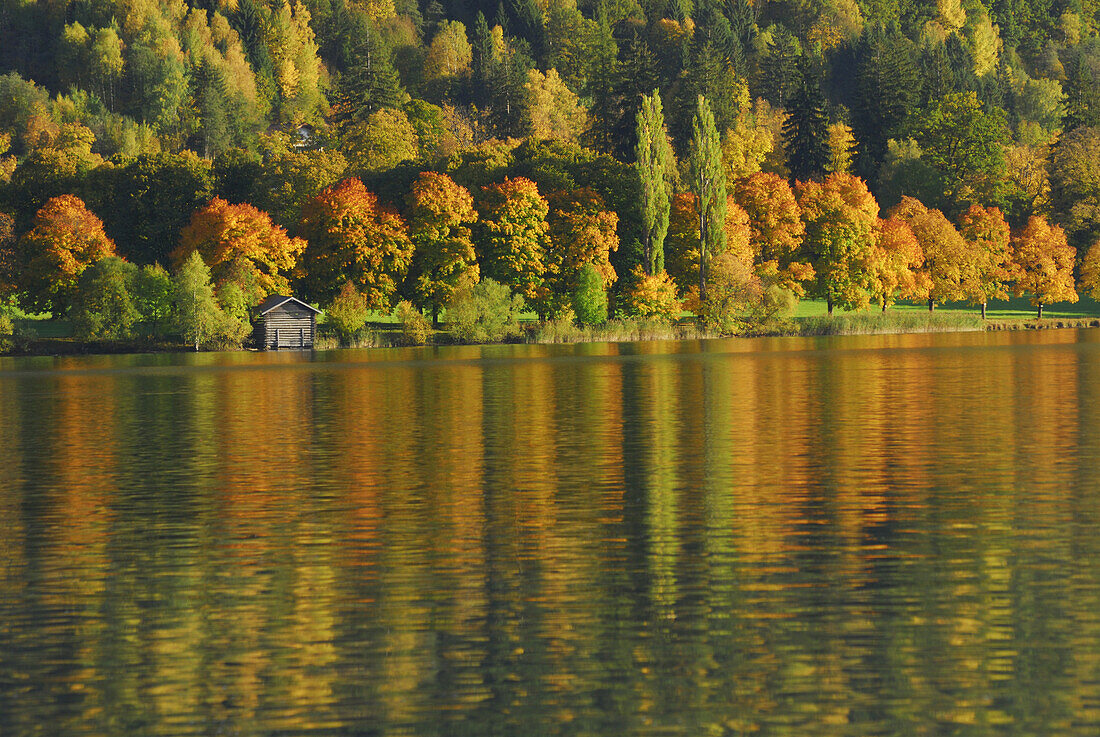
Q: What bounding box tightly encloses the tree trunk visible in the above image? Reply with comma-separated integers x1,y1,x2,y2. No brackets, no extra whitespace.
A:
981,302,987,320
881,299,887,313
928,299,935,312
827,297,833,316
1038,303,1044,319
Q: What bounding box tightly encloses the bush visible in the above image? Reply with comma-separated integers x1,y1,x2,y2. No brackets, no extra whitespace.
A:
623,266,681,322
446,278,525,343
326,282,371,344
394,300,432,345
572,264,608,326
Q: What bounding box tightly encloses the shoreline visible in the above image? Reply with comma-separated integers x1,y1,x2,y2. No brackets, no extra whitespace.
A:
4,314,1099,359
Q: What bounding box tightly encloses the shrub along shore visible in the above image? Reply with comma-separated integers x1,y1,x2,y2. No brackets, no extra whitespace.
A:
4,299,1095,357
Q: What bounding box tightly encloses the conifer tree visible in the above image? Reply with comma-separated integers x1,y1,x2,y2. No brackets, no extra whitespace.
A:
783,64,830,183
689,95,727,303
635,91,675,275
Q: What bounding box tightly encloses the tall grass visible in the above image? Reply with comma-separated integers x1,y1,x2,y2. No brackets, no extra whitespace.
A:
796,310,984,336
531,317,716,343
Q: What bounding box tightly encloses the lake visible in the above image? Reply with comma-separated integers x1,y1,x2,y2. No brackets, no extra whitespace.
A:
2,330,1099,736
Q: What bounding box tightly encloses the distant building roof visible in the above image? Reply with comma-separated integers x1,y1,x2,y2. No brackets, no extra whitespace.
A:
254,295,321,316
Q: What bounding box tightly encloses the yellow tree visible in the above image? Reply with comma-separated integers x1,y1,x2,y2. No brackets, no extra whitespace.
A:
797,173,880,314
174,197,306,304
733,172,812,293
526,69,588,143
891,196,972,311
1078,238,1100,301
868,215,930,311
17,195,117,316
479,177,550,313
958,204,1011,318
1011,215,1077,318
405,171,479,324
299,179,415,311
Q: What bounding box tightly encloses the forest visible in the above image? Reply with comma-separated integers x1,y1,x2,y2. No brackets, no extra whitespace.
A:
2,0,1100,346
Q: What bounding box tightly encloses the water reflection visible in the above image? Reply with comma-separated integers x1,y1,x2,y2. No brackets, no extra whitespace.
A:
2,331,1100,735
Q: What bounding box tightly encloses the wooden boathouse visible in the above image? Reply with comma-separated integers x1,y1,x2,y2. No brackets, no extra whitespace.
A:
253,295,321,350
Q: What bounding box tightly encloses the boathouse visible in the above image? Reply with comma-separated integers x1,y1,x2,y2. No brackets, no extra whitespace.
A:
253,295,321,350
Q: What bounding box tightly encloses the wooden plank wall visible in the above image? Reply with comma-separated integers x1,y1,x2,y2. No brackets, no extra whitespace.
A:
257,304,315,349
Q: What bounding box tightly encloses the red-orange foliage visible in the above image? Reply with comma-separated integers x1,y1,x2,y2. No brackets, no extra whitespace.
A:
890,196,970,308
299,178,414,311
546,188,619,313
18,194,117,315
175,197,306,304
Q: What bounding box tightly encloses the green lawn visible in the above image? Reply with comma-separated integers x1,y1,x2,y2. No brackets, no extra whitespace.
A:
793,296,1100,320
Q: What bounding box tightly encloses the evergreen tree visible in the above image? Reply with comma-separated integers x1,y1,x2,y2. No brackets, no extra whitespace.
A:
1065,51,1100,131
758,28,801,108
584,16,622,154
471,11,494,108
852,23,919,177
783,64,830,184
688,95,726,303
635,91,675,275
334,22,403,124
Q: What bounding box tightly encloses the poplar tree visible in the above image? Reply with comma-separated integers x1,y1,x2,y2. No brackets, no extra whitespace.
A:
688,95,727,303
635,91,675,276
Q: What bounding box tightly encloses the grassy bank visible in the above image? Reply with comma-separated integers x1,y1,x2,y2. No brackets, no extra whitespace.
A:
793,310,985,336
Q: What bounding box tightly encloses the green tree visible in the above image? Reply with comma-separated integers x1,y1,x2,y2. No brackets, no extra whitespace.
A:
635,91,676,276
326,281,371,343
133,263,174,338
173,251,222,351
914,91,1009,212
573,263,608,326
71,256,140,341
446,277,525,343
783,63,831,183
688,95,727,304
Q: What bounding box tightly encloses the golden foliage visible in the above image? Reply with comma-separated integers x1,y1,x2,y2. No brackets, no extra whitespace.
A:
175,197,306,303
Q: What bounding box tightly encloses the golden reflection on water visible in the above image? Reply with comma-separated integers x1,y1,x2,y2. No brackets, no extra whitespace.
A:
2,331,1100,735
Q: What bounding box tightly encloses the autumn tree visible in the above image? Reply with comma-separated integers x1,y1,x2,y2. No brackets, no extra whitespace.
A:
689,95,727,303
733,172,811,292
405,171,479,324
891,197,972,311
17,195,117,316
798,173,880,314
635,90,676,275
545,188,619,317
958,204,1011,318
174,197,306,304
1011,216,1077,319
478,177,551,314
526,68,587,143
298,178,415,311
868,216,929,311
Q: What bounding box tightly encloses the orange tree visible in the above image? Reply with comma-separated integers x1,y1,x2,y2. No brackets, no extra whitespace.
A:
868,215,929,311
1011,215,1077,319
733,171,810,292
17,194,117,315
797,173,880,314
298,178,414,311
545,187,619,316
478,177,550,315
890,196,971,311
958,204,1011,319
175,197,306,305
405,171,479,323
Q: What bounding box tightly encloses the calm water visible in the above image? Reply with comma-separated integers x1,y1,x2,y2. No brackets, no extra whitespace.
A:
2,330,1100,736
